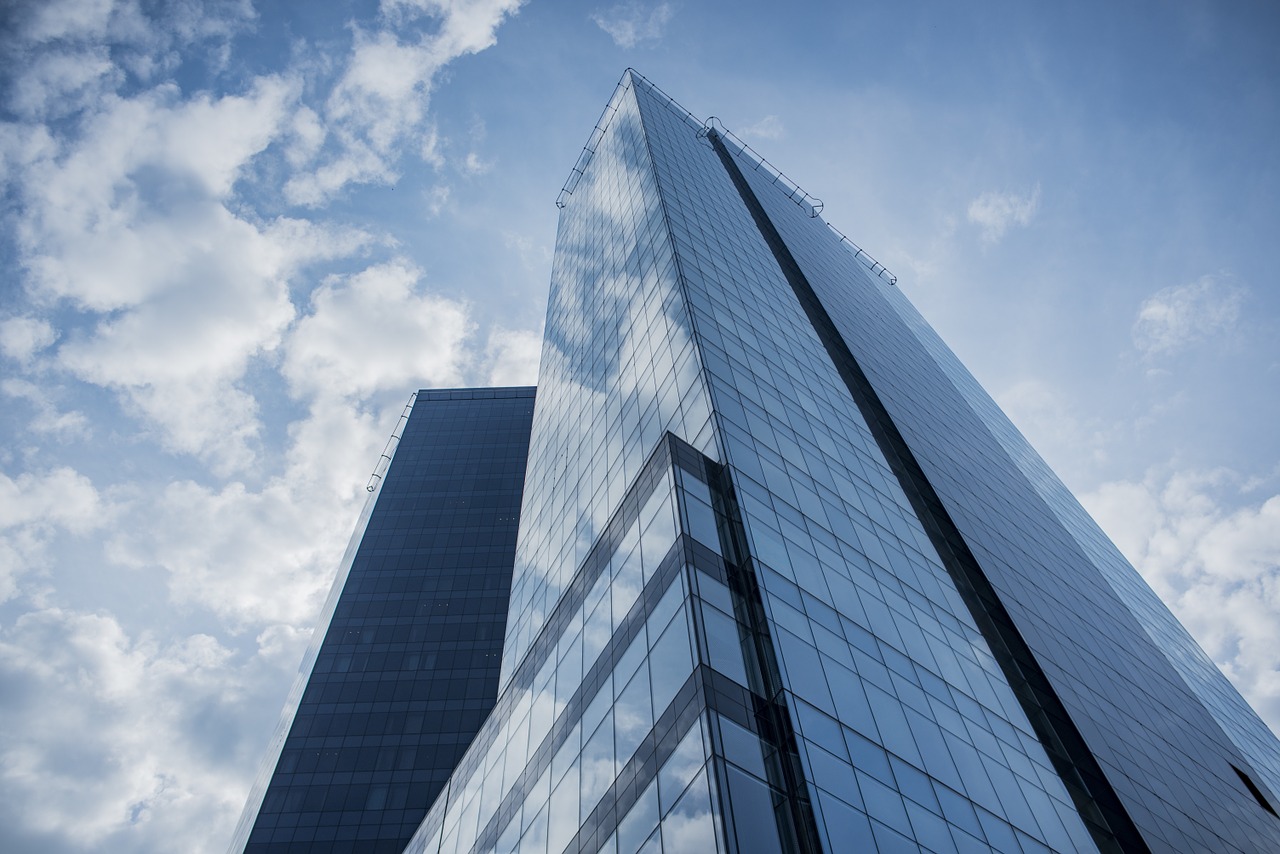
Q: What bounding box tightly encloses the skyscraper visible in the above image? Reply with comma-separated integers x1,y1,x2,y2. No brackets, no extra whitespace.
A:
238,69,1280,853
233,388,535,853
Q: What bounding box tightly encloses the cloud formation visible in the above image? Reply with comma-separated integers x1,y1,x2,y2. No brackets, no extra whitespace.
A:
1,380,91,442
0,2,529,850
1132,275,1244,358
484,327,543,386
0,606,285,854
1083,468,1280,733
0,317,57,363
0,466,108,602
967,184,1041,244
284,0,524,205
740,114,784,140
284,260,472,402
4,61,378,473
591,2,674,48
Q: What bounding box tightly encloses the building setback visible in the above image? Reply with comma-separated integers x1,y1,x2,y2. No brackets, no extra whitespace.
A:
237,71,1280,853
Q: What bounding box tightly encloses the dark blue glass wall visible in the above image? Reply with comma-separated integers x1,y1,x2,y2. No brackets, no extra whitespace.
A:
243,387,535,854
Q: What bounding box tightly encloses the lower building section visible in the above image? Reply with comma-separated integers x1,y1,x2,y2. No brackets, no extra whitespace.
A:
235,387,535,853
403,430,1104,854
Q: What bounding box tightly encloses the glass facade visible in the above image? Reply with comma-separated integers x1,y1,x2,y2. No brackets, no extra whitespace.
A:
240,69,1280,854
233,388,535,853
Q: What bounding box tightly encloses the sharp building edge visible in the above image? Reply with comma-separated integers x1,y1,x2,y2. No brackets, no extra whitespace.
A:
237,71,1280,853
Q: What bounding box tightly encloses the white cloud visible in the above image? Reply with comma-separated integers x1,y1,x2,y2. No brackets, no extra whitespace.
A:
966,183,1040,244
0,606,285,853
1132,274,1244,358
101,383,411,633
0,466,108,602
1,380,92,441
462,150,491,175
15,76,298,309
285,0,524,205
484,327,542,386
254,623,312,671
107,478,342,627
591,1,674,48
6,0,257,111
420,122,445,169
740,114,784,140
0,466,106,538
425,183,453,215
1082,469,1280,734
0,316,58,363
6,66,369,474
284,260,473,402
283,105,326,168
6,46,119,119
13,0,116,44
50,213,367,474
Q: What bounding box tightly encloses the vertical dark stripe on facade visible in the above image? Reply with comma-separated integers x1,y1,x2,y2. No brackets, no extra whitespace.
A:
707,130,1149,854
706,457,824,854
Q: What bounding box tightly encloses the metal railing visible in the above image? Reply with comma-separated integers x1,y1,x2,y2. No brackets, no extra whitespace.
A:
699,120,896,286
366,392,417,492
555,68,897,287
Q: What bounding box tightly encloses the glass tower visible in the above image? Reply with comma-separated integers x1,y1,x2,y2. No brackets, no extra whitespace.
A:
233,388,535,853
239,70,1280,853
401,71,1280,853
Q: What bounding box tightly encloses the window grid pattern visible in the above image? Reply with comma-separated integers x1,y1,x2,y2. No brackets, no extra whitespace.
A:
732,109,1280,851
873,271,1280,811
629,76,1098,853
500,77,716,685
244,388,535,854
405,434,737,854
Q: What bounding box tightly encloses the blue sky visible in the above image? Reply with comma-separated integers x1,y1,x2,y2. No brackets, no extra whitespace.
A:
1,1,1277,850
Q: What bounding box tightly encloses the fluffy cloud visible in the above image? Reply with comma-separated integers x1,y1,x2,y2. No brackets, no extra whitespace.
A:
1132,275,1244,358
2,70,379,474
0,466,108,602
966,184,1040,244
4,0,256,113
591,1,674,48
10,0,118,45
53,213,366,474
0,317,57,363
0,467,104,536
285,0,524,205
14,76,298,309
1,380,91,441
0,1,527,849
1082,469,1280,733
484,326,542,386
5,46,119,119
284,260,473,402
0,607,289,853
107,477,349,628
